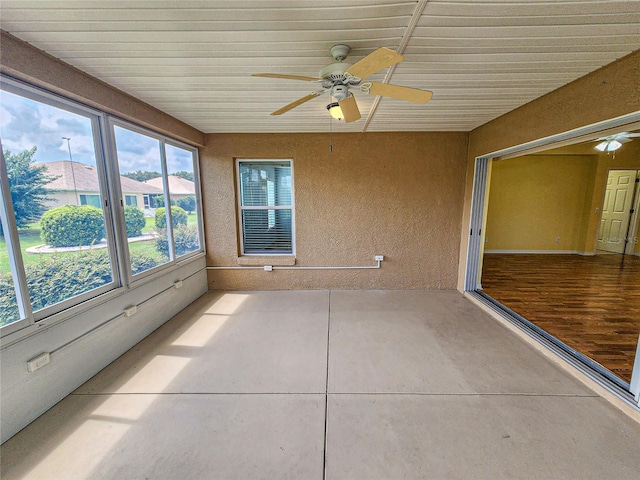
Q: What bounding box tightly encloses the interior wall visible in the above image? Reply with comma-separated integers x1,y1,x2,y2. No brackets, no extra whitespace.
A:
0,32,209,443
459,48,640,290
201,132,468,290
485,155,597,253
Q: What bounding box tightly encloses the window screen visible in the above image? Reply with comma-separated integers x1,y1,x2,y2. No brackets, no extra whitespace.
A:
238,161,293,254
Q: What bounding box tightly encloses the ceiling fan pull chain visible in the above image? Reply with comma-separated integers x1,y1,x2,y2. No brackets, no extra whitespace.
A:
329,109,333,153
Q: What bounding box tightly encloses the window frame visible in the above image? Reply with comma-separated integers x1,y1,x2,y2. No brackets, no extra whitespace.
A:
236,159,295,256
107,118,205,286
0,74,205,343
1,77,122,331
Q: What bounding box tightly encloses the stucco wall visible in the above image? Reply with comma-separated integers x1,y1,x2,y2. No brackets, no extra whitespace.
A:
459,48,640,289
201,132,468,290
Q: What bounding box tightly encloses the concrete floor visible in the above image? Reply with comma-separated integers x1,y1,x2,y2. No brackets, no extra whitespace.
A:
2,290,640,479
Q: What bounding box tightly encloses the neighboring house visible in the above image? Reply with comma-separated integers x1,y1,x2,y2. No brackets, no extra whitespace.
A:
144,175,196,201
39,160,164,213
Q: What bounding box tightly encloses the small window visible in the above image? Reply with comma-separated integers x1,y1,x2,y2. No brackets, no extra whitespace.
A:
125,195,138,206
237,160,294,254
79,194,102,208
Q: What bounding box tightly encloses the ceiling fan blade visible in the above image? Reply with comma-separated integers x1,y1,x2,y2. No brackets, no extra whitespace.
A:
364,82,433,104
338,94,361,123
271,91,325,115
345,47,403,80
253,73,322,82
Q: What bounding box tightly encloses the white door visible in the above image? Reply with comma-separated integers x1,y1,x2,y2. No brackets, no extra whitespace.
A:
597,170,638,253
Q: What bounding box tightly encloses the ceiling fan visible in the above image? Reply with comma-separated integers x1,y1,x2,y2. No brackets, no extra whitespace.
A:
252,44,433,123
594,132,640,152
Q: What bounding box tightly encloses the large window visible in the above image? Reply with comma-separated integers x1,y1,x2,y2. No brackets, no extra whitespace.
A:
0,85,116,327
237,160,294,254
111,122,202,278
0,76,204,338
165,143,202,258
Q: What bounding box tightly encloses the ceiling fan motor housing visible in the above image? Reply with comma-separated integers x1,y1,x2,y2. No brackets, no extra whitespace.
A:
331,84,349,100
319,62,353,82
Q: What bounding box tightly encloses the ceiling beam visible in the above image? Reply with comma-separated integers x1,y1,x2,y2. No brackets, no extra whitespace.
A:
362,0,429,133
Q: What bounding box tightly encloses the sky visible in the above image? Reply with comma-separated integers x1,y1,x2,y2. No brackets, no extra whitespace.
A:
1,89,194,175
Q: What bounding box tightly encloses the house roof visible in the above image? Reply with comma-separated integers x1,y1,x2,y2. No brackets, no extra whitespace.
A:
1,1,639,134
39,161,164,194
145,175,196,196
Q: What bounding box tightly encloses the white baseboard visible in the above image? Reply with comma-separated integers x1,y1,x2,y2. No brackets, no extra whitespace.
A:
484,249,640,256
484,249,580,255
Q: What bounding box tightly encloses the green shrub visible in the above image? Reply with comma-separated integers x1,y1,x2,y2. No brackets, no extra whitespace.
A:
0,249,164,326
26,250,113,310
130,251,164,275
153,194,174,208
176,195,196,214
155,206,188,230
0,273,19,327
124,206,145,238
40,205,105,247
156,224,200,257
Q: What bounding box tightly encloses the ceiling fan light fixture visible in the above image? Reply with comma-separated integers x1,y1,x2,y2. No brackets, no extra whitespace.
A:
595,140,622,152
327,102,343,120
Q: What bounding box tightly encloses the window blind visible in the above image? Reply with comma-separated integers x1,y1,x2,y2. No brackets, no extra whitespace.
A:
238,161,293,254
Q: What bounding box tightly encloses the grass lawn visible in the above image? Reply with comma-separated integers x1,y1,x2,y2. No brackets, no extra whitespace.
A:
1,224,45,271
2,213,199,273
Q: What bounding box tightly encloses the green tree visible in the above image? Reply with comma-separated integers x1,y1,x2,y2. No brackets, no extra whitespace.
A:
171,170,194,182
176,195,196,213
153,194,174,208
2,147,58,230
122,170,161,182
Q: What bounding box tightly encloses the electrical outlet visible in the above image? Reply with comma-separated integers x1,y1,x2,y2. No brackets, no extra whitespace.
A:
27,352,50,372
173,279,183,289
556,237,561,243
264,265,273,271
375,255,384,262
124,305,137,317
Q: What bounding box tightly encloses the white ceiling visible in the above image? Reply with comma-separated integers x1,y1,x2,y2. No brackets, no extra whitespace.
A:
1,0,640,134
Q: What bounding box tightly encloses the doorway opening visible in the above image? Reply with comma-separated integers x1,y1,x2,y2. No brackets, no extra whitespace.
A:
465,113,640,406
597,169,640,255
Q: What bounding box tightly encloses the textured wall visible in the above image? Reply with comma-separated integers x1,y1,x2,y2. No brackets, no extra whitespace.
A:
201,132,468,290
459,48,640,289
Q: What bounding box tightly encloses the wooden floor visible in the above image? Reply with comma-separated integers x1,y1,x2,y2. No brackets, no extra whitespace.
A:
481,253,640,384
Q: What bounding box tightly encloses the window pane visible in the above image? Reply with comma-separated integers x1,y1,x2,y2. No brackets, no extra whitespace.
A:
0,89,116,317
165,144,200,257
238,161,293,254
113,125,170,275
0,230,21,327
80,194,101,207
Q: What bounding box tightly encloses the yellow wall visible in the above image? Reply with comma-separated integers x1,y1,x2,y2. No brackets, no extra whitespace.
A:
485,155,597,252
201,132,469,290
459,48,640,289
